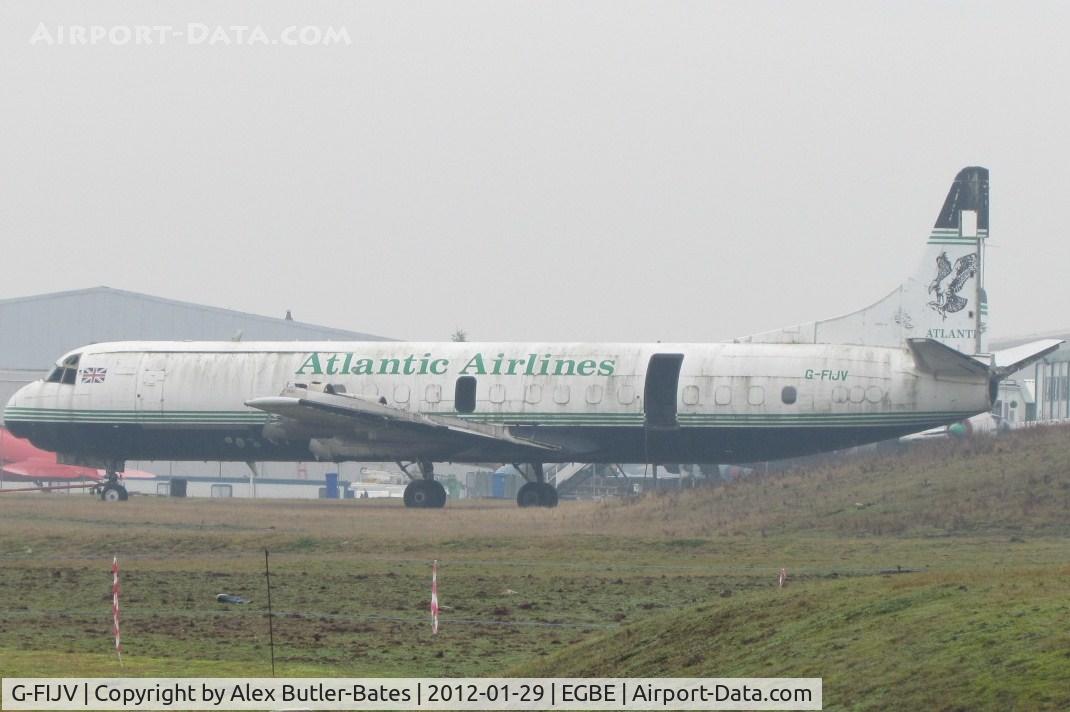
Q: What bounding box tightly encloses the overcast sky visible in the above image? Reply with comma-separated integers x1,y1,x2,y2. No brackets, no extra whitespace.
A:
2,2,1068,343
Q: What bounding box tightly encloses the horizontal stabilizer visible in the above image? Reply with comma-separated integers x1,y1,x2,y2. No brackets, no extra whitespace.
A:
907,338,990,379
991,339,1064,377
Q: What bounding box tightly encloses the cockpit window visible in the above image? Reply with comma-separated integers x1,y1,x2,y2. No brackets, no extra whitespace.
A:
47,353,81,385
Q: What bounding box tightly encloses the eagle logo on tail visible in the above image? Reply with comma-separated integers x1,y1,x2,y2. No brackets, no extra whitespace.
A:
928,251,977,317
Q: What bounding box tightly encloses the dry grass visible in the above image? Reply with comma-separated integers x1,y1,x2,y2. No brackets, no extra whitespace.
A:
6,424,1069,553
592,424,1070,538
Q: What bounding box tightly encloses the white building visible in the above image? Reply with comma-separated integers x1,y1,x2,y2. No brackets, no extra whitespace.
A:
992,331,1070,424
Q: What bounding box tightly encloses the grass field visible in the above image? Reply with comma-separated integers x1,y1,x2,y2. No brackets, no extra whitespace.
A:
2,426,1070,710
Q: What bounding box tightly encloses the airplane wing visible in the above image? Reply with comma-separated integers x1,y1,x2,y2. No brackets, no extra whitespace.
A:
1,427,156,481
3,458,102,481
246,384,561,461
2,459,156,482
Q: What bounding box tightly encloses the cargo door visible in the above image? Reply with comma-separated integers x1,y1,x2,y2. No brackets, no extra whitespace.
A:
136,354,169,413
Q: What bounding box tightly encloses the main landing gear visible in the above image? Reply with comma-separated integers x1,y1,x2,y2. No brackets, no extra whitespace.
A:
99,468,128,502
516,463,558,508
400,461,446,508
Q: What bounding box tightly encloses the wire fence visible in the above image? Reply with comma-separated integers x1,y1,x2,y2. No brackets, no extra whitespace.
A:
0,549,932,579
0,606,621,630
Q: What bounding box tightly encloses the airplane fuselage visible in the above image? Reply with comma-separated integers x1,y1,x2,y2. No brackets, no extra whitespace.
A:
3,340,990,466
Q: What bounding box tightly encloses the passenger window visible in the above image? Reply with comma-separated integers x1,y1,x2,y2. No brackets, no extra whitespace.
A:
683,385,700,405
553,385,570,404
393,384,410,403
781,386,797,405
425,384,441,403
489,384,506,404
748,386,764,406
714,385,732,405
586,384,603,404
455,376,477,413
617,384,636,404
525,384,542,404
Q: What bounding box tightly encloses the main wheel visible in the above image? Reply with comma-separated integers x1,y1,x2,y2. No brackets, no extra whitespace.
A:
429,481,447,508
404,480,446,508
517,482,541,507
515,479,560,507
100,483,128,502
404,481,428,507
517,482,558,508
538,482,559,508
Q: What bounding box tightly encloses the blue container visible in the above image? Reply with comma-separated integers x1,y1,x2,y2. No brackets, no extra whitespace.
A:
491,472,508,498
325,472,339,499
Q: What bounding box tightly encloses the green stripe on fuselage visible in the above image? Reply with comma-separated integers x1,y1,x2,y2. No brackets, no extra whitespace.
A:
3,407,972,429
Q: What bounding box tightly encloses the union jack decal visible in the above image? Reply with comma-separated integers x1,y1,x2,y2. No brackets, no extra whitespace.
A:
80,367,107,384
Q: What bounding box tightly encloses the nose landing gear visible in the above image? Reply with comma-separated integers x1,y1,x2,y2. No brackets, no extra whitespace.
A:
99,468,128,502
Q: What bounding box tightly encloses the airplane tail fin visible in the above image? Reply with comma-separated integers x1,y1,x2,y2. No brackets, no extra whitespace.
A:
740,167,990,355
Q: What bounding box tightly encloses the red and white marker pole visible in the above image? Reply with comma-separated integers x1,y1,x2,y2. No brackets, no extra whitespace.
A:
112,556,123,665
430,560,440,635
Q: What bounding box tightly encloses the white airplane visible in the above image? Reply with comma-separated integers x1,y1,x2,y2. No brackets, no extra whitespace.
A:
4,167,1060,507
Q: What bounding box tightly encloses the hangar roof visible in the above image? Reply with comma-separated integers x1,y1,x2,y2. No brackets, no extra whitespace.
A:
0,286,388,370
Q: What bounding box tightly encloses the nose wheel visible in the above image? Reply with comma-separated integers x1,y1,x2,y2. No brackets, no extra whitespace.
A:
99,468,129,502
100,483,129,502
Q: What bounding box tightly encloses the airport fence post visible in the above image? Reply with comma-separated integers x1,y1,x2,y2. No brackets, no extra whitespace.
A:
265,549,276,676
112,556,122,667
431,560,440,635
